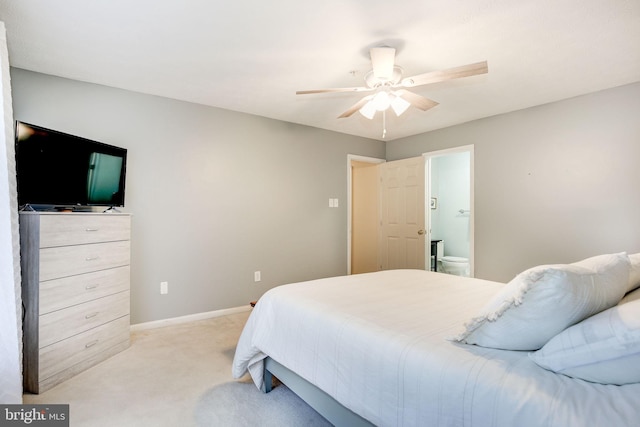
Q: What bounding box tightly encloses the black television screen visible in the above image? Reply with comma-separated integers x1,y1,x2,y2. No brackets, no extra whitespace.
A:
15,122,127,209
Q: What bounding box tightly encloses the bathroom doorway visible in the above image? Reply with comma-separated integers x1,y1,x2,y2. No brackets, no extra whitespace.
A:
425,146,474,277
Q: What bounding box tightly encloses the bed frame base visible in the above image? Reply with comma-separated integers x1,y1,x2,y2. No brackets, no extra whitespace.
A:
264,357,374,426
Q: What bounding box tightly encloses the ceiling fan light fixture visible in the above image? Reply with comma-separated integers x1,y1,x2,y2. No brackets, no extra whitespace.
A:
372,91,391,111
359,101,376,119
391,95,411,116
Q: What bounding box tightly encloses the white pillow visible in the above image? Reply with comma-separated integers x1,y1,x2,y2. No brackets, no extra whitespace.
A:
451,253,630,350
530,289,640,385
627,253,640,292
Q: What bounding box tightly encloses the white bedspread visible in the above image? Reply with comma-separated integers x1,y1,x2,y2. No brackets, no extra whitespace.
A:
232,270,640,426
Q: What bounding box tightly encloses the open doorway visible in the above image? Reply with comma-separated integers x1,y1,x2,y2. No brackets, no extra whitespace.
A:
347,155,384,275
425,145,474,277
349,155,427,274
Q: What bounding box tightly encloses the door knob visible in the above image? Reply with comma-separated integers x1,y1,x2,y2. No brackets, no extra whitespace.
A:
418,229,425,235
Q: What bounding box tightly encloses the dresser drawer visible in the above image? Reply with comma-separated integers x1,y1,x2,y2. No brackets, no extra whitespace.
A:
20,212,132,394
39,214,131,248
39,316,130,383
39,266,130,315
39,291,130,348
39,240,130,282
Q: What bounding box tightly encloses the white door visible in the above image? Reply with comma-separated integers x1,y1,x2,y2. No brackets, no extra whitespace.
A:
379,157,426,270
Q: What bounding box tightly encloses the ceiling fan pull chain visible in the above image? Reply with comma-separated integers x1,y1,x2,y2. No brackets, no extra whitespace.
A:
382,110,387,139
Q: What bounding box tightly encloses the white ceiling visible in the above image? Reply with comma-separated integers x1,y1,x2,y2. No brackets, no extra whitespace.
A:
0,0,639,141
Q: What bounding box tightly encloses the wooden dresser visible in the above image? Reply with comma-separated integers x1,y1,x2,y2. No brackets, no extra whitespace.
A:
19,212,131,394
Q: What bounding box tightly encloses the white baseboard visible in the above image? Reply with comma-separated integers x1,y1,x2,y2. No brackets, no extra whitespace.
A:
130,305,252,332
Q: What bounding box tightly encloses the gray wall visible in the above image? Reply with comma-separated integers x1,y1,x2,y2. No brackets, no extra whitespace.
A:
387,82,640,283
11,68,640,322
11,68,385,324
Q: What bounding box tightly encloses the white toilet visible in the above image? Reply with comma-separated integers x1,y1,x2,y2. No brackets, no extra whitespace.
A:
440,256,470,277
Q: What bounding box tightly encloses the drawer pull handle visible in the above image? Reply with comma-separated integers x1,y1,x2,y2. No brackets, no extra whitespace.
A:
85,228,99,232
85,312,99,319
85,284,100,290
85,256,100,261
85,340,99,348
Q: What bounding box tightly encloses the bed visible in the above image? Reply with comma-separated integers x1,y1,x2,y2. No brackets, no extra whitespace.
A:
232,260,640,426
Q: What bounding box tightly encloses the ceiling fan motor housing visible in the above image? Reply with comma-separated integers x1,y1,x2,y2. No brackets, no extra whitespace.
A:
369,46,396,79
365,66,404,88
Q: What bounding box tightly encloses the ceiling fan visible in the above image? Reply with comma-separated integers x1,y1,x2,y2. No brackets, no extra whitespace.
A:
296,46,488,125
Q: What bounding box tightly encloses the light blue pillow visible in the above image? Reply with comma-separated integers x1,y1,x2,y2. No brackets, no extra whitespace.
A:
530,288,640,385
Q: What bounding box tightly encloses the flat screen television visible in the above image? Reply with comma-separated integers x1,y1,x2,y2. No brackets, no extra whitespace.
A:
15,121,127,210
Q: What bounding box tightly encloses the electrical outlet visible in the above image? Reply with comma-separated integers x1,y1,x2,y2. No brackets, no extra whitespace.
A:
160,281,168,294
254,271,261,282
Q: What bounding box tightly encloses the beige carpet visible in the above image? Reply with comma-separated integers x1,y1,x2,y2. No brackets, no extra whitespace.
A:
23,310,330,426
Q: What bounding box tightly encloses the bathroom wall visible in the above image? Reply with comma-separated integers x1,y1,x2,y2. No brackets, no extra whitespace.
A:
430,151,471,259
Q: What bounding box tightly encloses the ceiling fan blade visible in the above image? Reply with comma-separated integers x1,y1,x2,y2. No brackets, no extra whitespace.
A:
296,86,372,95
338,96,373,118
370,47,396,80
394,90,438,111
400,61,488,88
